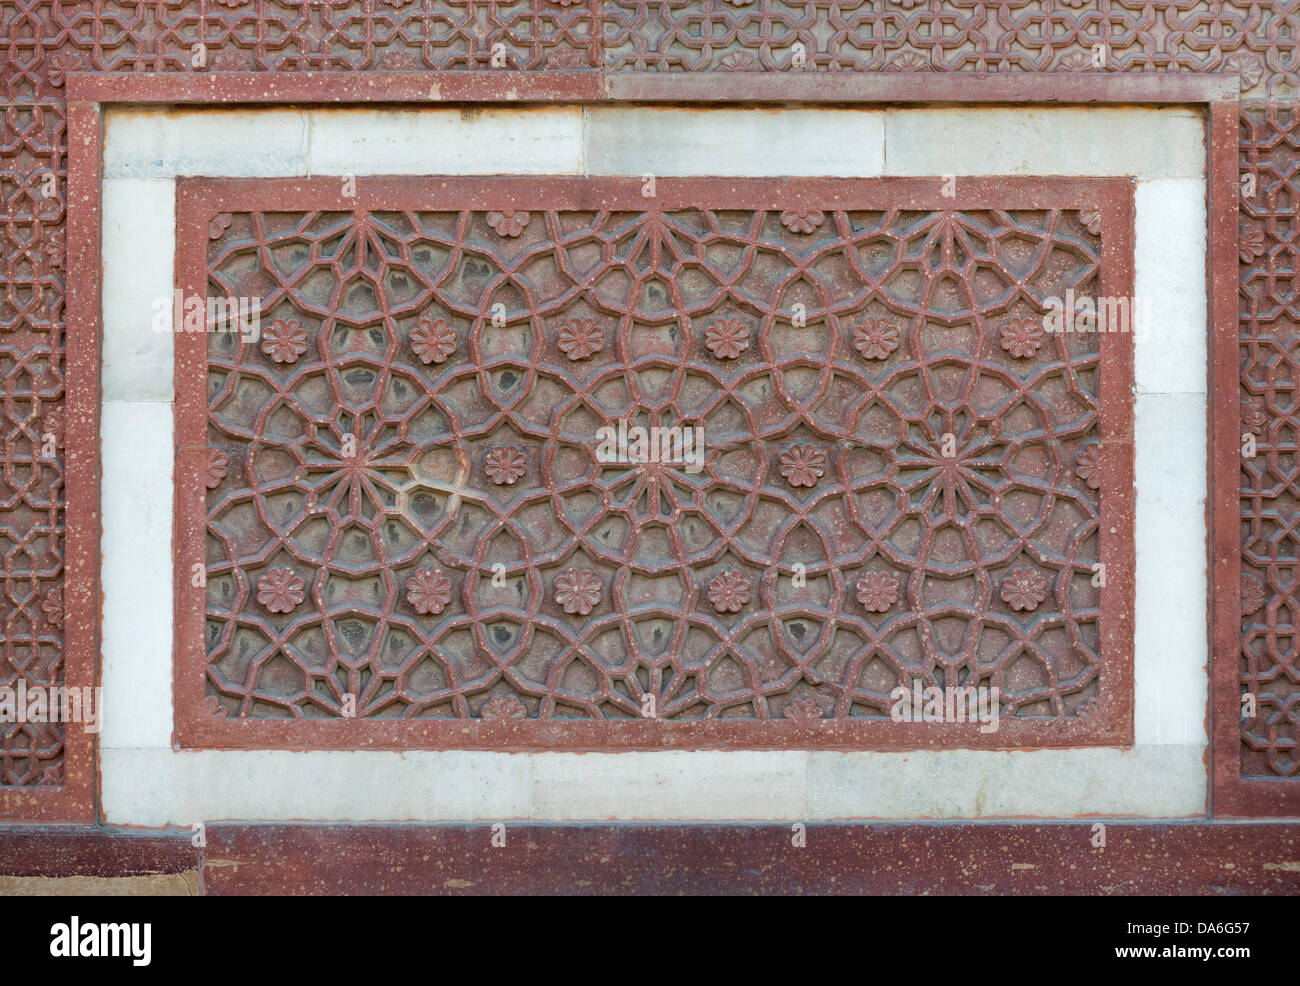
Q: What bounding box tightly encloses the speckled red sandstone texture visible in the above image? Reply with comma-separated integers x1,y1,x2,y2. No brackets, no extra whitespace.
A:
196,822,1300,895
171,175,1136,752
2,0,1285,822
2,822,1300,895
40,71,1237,816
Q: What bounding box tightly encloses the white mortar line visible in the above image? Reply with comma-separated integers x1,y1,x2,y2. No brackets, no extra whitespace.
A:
581,106,589,178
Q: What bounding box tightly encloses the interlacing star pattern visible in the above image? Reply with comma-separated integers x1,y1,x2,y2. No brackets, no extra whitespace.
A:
197,199,1108,725
1240,105,1300,778
23,0,1297,782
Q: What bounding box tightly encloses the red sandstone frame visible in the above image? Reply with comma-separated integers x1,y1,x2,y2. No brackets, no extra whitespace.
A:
36,70,1245,821
172,173,1135,751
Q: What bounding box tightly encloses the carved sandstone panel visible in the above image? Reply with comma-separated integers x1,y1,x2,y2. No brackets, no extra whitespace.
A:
602,0,1288,96
173,176,1134,749
1239,104,1300,781
4,2,1287,97
0,0,1285,808
0,101,66,788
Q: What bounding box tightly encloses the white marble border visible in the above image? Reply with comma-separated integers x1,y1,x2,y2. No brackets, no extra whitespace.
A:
100,107,1208,824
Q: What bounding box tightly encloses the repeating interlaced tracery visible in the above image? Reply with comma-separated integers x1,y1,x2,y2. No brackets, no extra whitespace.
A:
2,0,1296,785
200,199,1107,724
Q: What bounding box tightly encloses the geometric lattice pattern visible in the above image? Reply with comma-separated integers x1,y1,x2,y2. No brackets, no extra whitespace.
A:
0,0,1294,792
5,2,1297,99
186,183,1120,732
0,330,64,786
1239,103,1300,778
0,100,65,788
604,0,1300,92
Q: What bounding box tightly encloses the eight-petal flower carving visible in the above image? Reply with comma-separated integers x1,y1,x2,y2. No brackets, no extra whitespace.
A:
1000,316,1043,359
42,586,63,628
481,695,528,719
705,317,750,359
485,444,527,485
411,316,457,364
853,318,900,359
407,567,453,615
856,572,901,613
1057,51,1094,72
47,51,87,87
783,698,825,721
1001,567,1048,612
1075,443,1102,490
380,51,415,70
257,567,305,613
888,51,929,71
44,229,65,271
708,570,751,613
719,52,759,71
1224,53,1264,90
779,444,826,488
206,447,229,489
547,49,585,69
1242,401,1268,436
211,50,251,71
557,316,604,360
209,212,233,240
486,209,530,237
780,210,825,234
1239,225,1267,263
261,317,308,363
554,568,601,615
41,408,63,450
1241,575,1266,616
